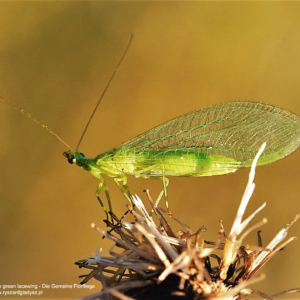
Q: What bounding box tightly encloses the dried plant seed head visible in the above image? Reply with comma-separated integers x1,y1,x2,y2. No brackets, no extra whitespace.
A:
75,144,299,300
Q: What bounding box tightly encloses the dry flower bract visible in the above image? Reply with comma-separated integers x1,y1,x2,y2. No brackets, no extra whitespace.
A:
76,143,299,300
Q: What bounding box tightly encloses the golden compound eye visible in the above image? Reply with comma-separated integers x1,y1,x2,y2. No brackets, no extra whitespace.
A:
67,155,76,164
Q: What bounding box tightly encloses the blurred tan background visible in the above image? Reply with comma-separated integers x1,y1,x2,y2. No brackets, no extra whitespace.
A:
1,2,300,299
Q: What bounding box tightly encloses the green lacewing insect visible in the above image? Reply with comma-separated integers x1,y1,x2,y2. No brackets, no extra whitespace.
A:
63,101,300,213
3,37,300,214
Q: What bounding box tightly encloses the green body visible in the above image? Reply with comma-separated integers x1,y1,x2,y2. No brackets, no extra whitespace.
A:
71,149,240,179
64,101,300,211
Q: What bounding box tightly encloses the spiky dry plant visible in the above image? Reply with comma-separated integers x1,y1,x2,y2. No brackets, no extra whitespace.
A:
75,143,299,300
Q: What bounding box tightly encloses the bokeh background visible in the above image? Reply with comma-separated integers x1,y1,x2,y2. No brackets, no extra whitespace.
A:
0,2,300,299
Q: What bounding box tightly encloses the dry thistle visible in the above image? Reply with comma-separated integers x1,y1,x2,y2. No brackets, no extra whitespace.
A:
75,143,299,300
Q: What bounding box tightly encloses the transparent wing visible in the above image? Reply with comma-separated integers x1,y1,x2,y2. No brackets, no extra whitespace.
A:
116,102,300,167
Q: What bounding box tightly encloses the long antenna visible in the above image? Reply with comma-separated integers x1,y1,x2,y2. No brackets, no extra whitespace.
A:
1,96,70,149
76,34,134,150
